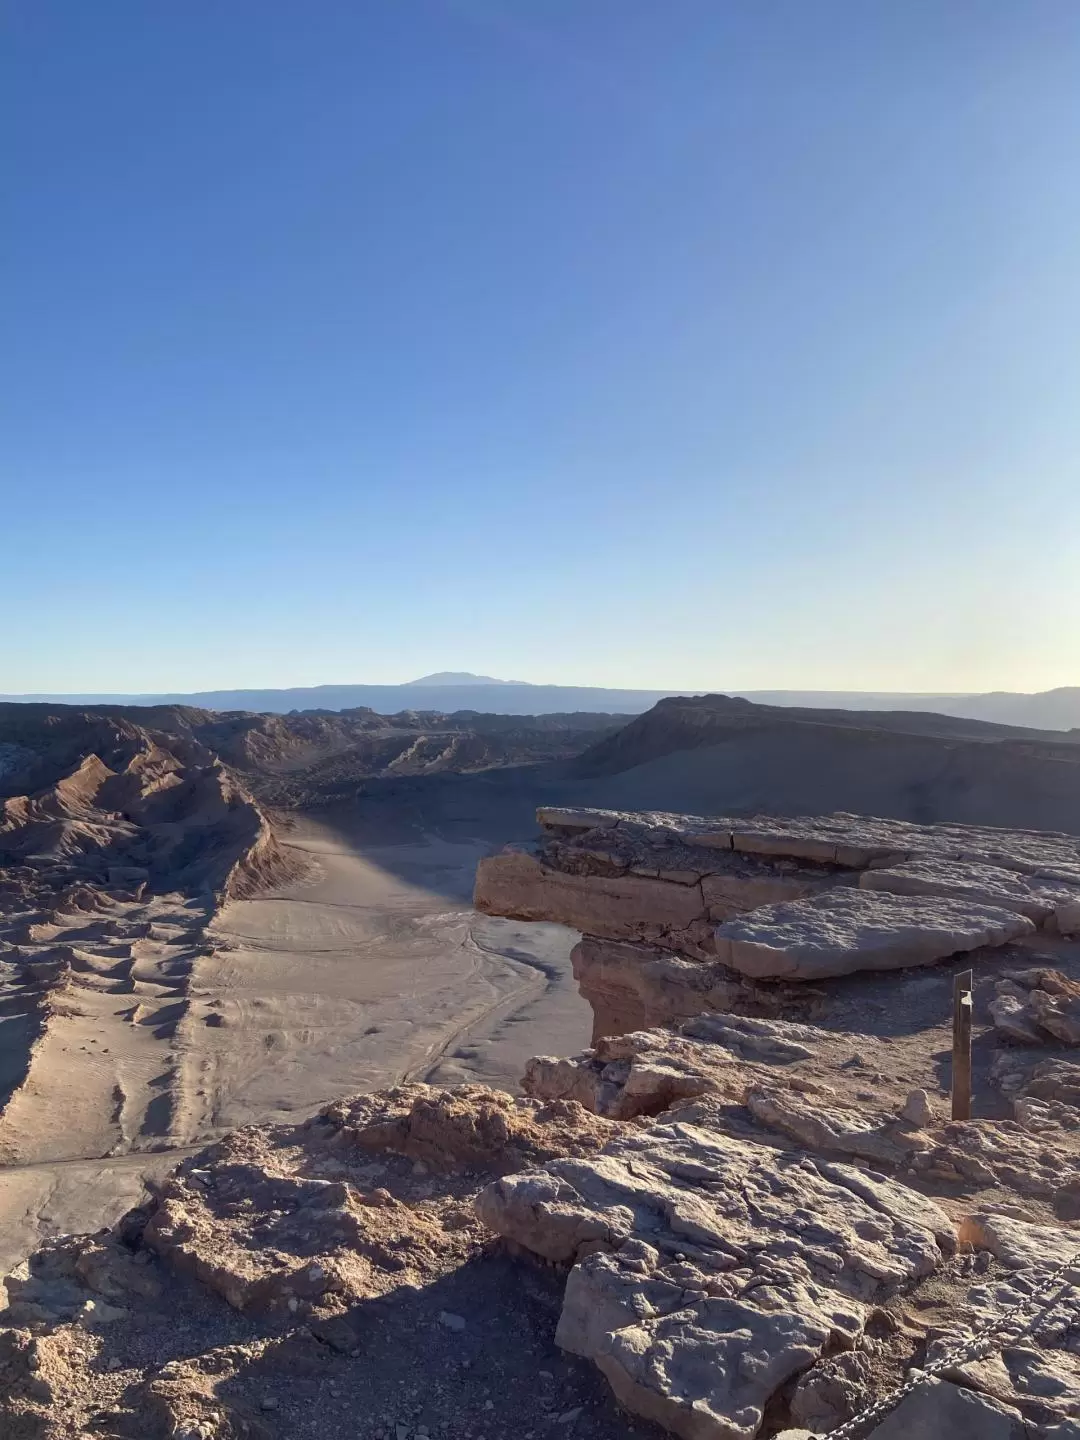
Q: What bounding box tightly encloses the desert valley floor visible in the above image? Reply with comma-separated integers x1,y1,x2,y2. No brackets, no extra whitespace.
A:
0,795,589,1275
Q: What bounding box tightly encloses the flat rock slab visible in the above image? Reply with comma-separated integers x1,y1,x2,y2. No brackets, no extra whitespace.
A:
713,889,1035,981
537,807,1080,879
860,856,1080,927
476,1118,954,1440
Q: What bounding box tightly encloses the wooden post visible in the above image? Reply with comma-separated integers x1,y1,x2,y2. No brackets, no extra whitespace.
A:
952,968,974,1121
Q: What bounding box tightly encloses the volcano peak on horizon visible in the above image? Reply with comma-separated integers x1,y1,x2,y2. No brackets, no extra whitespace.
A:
404,671,526,687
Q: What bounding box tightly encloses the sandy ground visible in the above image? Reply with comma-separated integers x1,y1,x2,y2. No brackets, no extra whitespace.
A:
188,819,586,1131
0,811,589,1275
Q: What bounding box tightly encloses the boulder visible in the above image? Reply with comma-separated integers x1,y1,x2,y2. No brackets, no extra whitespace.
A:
990,987,1049,1045
476,1118,955,1440
990,972,1080,1047
901,1089,935,1127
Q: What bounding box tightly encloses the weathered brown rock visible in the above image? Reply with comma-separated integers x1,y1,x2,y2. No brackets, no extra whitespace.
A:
522,1014,824,1120
990,970,1080,1046
138,1086,618,1318
569,936,796,1043
476,1117,955,1440
474,849,715,955
318,1082,617,1172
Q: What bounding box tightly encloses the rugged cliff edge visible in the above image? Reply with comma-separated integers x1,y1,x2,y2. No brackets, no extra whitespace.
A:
6,809,1080,1438
475,806,1080,1037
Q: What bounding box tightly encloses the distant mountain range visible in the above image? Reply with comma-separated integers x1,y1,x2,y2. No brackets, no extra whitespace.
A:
4,673,1080,731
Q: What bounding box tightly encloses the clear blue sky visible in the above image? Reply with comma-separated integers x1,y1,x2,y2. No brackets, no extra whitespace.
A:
4,2,1079,694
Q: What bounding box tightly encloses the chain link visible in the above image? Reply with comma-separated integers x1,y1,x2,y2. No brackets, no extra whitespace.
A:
819,1249,1080,1439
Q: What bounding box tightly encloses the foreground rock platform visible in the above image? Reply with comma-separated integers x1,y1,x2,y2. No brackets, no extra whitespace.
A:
477,1117,954,1439
5,1044,1080,1438
7,804,1080,1439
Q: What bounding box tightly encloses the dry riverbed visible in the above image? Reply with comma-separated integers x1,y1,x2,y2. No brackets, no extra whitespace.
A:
0,814,587,1273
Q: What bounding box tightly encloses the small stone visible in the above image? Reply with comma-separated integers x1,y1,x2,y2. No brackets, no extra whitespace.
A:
557,1409,583,1426
260,1397,279,1412
439,1310,467,1331
900,1088,934,1127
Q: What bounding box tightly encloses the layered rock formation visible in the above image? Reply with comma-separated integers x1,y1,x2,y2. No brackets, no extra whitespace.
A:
0,709,294,898
0,709,300,1223
476,808,1080,1036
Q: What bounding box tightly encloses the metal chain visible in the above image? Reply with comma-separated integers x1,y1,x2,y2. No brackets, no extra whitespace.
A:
821,1248,1080,1439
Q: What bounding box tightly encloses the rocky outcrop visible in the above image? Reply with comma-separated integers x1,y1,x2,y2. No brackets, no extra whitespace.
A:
316,1082,620,1175
476,1117,955,1440
6,795,1080,1439
0,1084,648,1440
0,709,302,1197
0,716,297,902
990,969,1080,1047
567,935,806,1042
6,1047,1080,1438
137,1086,618,1319
522,1013,825,1119
475,807,1080,1036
